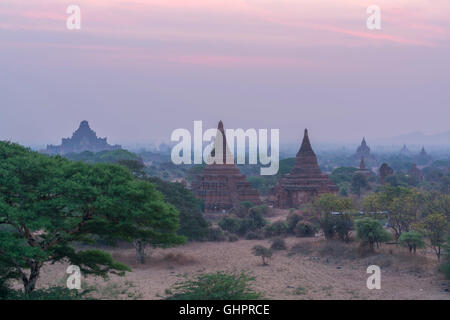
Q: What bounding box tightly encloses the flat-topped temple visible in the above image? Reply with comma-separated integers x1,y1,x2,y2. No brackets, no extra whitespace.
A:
273,129,338,208
45,121,121,155
191,121,261,213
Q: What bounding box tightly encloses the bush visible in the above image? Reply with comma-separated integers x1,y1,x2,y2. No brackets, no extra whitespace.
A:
165,271,263,300
294,222,316,237
245,231,264,240
287,212,302,233
4,286,94,300
252,245,273,265
219,209,268,237
236,201,254,217
247,207,267,229
270,237,287,250
355,218,391,251
218,216,242,234
206,227,226,242
265,221,288,237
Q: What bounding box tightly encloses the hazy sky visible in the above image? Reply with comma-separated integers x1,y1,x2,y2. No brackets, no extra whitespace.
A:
1,0,449,147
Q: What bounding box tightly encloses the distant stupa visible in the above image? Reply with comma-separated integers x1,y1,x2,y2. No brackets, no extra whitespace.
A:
415,146,432,165
400,144,410,155
353,137,373,160
45,121,121,155
273,129,338,208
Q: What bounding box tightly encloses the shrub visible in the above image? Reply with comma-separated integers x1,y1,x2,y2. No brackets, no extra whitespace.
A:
206,227,226,242
236,201,254,217
398,231,425,254
295,221,316,237
247,207,267,229
265,221,288,237
287,212,302,233
218,216,242,234
219,209,268,237
165,271,263,300
4,286,94,300
270,237,287,251
246,231,264,240
355,218,391,251
252,245,273,265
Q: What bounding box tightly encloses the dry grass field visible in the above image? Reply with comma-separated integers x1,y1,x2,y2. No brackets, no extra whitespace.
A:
33,233,450,300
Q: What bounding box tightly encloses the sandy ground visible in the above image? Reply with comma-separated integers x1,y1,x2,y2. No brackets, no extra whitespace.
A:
33,235,449,300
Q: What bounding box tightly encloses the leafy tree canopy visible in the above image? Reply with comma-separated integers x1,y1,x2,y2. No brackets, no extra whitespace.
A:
0,142,183,293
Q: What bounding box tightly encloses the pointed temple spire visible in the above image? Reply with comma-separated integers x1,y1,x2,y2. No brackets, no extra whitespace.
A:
354,136,371,160
209,120,233,165
297,128,314,156
273,129,338,208
291,128,321,175
192,121,260,213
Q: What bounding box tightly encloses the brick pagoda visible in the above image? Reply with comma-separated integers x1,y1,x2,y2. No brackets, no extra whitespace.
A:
191,121,261,213
273,129,338,208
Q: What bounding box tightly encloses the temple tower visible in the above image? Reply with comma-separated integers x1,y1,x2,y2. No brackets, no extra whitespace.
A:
273,129,338,208
191,121,261,213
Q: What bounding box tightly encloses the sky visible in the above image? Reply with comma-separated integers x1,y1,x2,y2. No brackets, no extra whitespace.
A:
1,0,450,147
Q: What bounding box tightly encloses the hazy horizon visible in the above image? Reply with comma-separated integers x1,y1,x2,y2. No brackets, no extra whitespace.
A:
2,0,449,147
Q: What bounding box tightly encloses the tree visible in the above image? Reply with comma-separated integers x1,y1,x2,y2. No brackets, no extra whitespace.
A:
365,186,422,241
146,177,209,241
398,231,425,254
330,167,358,185
355,218,391,251
334,213,354,242
417,213,449,261
440,176,450,195
116,159,146,179
351,173,368,198
442,236,450,279
126,179,186,264
310,194,355,240
0,142,184,292
251,245,272,266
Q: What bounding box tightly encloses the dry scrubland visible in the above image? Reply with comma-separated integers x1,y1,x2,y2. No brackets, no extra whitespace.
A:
33,209,449,300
